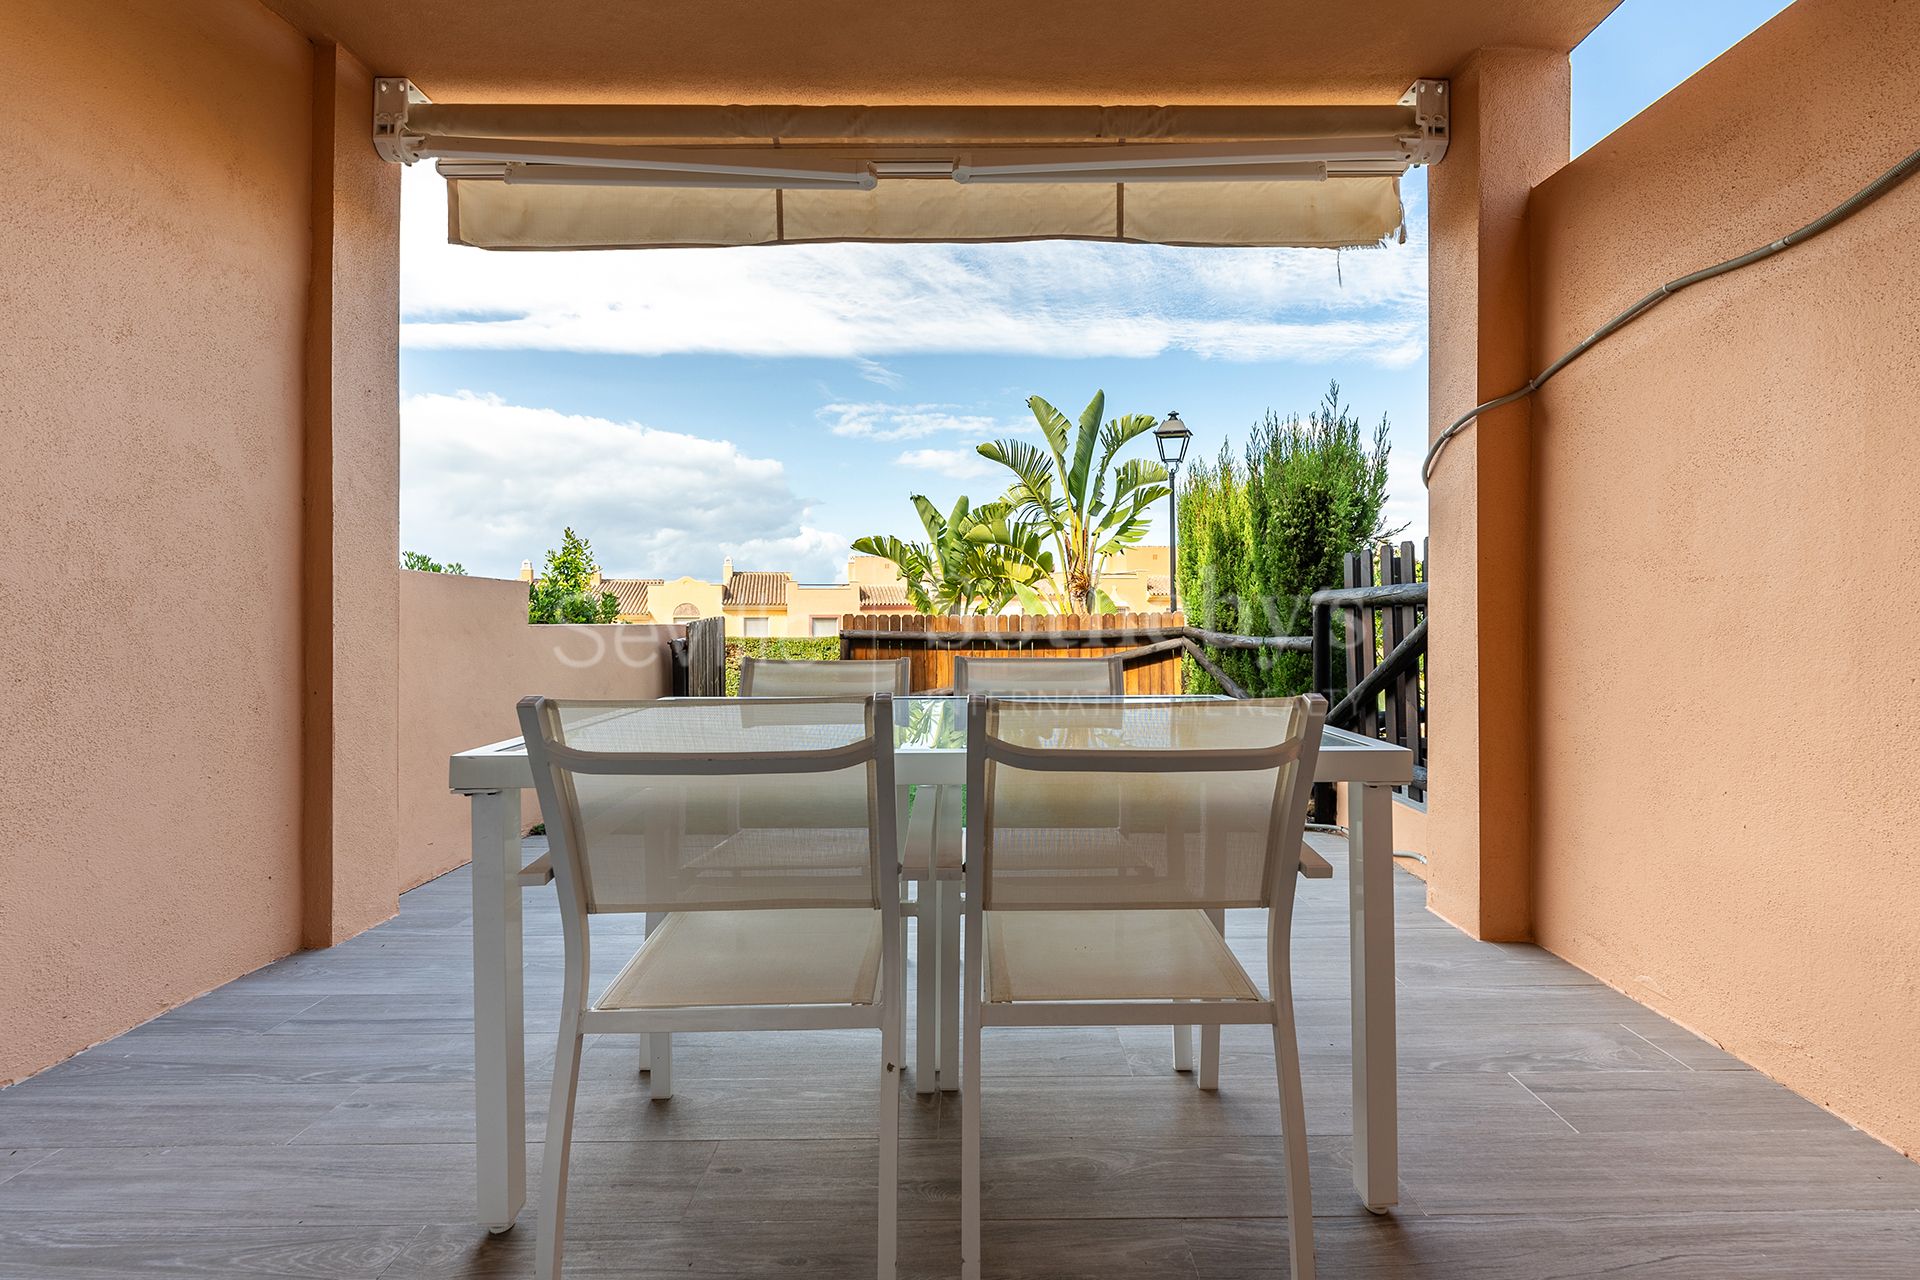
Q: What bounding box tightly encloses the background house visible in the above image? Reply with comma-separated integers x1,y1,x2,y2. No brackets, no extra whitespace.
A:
519,548,1172,634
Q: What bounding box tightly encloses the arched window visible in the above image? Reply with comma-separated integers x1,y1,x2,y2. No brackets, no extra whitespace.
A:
673,604,700,622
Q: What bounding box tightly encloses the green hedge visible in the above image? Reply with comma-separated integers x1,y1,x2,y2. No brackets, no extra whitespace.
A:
723,636,840,695
1175,384,1392,698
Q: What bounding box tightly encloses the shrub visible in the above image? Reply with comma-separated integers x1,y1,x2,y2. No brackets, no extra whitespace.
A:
1176,383,1394,697
528,527,620,624
724,636,840,695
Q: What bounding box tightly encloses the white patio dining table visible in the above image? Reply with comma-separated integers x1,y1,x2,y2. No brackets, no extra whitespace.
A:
450,694,1413,1233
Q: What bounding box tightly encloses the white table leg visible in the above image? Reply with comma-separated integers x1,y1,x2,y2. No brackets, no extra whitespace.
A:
915,880,938,1096
938,877,960,1092
470,788,526,1232
1349,782,1398,1211
645,910,673,1100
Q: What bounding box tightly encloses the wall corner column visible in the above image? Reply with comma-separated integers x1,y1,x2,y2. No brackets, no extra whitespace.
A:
1423,47,1568,941
301,41,402,948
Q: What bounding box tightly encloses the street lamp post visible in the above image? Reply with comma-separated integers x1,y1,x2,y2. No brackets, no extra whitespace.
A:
1154,411,1193,614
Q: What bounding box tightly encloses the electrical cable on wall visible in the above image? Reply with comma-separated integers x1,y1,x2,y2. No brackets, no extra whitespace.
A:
1423,141,1920,487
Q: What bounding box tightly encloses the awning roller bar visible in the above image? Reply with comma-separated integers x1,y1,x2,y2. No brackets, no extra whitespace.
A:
401,100,1437,147
375,79,1451,185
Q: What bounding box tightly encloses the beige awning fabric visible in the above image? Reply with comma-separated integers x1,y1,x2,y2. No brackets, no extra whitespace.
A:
406,99,1433,250
447,175,1403,250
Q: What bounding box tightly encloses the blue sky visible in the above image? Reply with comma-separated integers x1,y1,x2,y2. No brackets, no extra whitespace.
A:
399,0,1794,583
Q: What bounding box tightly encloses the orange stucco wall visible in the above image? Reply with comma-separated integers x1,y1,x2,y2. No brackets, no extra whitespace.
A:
0,0,317,1083
1526,0,1920,1155
396,572,677,891
1425,47,1569,940
303,40,404,947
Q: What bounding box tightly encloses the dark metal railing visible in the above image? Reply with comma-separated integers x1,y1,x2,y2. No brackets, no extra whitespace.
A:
1307,540,1429,814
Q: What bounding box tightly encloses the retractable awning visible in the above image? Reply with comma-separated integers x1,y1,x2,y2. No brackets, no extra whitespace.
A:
374,81,1448,251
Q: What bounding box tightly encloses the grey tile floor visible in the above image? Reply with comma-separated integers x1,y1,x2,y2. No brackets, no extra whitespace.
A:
1,835,1916,1278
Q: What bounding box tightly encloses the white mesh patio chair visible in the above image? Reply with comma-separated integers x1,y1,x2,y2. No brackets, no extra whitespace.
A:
959,694,1326,1280
739,655,911,698
950,654,1125,696
933,657,1133,1088
519,695,903,1280
734,655,955,1092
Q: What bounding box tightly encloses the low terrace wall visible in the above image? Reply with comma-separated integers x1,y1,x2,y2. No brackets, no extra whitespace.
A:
396,570,676,890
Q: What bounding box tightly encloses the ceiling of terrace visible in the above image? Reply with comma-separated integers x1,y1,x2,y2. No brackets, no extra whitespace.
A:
261,0,1621,104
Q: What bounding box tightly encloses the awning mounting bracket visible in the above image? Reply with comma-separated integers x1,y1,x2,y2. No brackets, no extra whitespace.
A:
373,77,428,165
1400,79,1449,166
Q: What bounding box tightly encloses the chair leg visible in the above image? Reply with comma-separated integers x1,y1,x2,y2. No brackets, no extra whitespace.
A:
1199,909,1225,1090
879,1002,901,1277
535,1026,584,1280
961,928,983,1278
1171,1016,1194,1073
1270,967,1316,1280
916,881,938,1096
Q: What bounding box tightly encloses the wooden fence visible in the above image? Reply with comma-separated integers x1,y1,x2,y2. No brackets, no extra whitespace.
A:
670,616,727,696
1335,540,1427,801
839,612,1190,694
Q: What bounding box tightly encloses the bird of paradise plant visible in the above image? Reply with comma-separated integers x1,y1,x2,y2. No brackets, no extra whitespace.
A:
852,494,1055,616
976,391,1170,614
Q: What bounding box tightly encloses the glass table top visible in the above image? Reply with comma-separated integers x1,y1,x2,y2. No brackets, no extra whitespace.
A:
892,693,1231,753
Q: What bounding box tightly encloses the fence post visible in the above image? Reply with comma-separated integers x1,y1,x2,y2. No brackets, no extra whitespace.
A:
1310,600,1334,702
1310,600,1336,822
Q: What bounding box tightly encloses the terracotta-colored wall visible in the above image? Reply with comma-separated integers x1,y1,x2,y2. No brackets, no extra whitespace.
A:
1526,0,1920,1155
0,0,315,1083
303,41,403,947
1425,47,1569,940
396,571,676,891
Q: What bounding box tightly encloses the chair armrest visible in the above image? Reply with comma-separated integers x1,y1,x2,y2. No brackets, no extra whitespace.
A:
1297,843,1333,880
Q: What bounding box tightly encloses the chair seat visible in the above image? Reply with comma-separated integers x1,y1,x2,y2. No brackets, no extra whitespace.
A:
597,909,882,1010
984,909,1263,1004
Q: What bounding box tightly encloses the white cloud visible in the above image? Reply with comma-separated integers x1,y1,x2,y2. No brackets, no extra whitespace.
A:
399,166,1427,364
854,359,904,388
818,401,1026,443
895,448,1004,480
400,391,847,581
1376,448,1430,549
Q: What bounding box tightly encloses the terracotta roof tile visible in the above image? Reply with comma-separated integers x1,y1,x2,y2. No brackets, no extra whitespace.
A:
723,571,790,607
600,577,663,616
857,583,913,608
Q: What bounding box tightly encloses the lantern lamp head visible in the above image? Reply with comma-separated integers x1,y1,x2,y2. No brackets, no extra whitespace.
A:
1154,411,1192,466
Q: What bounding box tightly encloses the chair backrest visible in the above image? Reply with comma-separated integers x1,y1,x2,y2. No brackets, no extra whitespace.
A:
966,695,1324,911
740,656,911,698
518,696,894,915
950,655,1124,696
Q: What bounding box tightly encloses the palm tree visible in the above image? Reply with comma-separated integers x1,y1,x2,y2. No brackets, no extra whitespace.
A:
853,495,1054,615
977,391,1170,613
